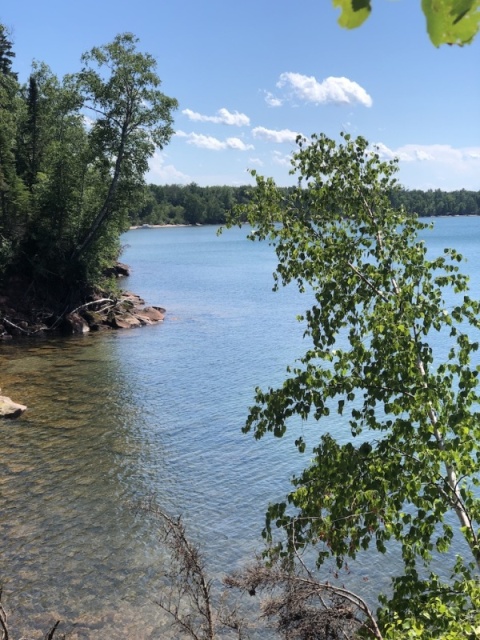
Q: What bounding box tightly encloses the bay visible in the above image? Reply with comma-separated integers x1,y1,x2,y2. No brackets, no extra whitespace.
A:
1,217,479,638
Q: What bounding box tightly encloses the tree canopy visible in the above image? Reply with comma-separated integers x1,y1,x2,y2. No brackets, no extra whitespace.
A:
226,132,480,638
0,28,177,317
334,0,480,46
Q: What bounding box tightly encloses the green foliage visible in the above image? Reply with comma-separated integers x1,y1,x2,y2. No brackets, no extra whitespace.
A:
226,132,480,636
0,25,177,306
391,187,480,217
131,183,253,226
0,24,16,77
0,42,28,254
422,0,480,46
380,571,480,638
333,0,480,46
13,63,93,284
334,0,371,29
69,32,178,268
130,183,480,228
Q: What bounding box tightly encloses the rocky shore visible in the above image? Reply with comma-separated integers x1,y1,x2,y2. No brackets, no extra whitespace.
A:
0,263,165,339
0,263,166,417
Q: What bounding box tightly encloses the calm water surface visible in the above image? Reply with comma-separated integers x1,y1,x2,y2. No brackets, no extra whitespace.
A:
1,218,479,637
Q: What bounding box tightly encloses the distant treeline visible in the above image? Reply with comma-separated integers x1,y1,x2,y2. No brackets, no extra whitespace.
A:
130,184,480,226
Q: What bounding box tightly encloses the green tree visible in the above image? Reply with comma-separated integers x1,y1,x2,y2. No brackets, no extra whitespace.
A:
226,133,480,638
334,0,480,46
70,32,178,269
0,24,16,77
183,183,207,225
13,62,92,288
17,75,40,191
0,26,29,272
5,31,178,300
0,26,178,319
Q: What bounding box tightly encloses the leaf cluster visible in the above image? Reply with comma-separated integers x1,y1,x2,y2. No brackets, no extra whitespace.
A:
333,0,480,46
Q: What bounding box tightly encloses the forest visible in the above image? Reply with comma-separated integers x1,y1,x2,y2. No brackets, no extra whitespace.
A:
0,24,177,325
130,183,480,227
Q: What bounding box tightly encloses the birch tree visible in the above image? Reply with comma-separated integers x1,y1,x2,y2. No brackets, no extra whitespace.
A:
227,132,480,638
70,32,178,265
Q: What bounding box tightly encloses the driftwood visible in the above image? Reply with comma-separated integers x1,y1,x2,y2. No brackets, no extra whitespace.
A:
68,298,114,316
2,317,46,336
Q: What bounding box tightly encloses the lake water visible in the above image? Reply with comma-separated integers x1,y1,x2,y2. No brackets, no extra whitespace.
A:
1,218,480,638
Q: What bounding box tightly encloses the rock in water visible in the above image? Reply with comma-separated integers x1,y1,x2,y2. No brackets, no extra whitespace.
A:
0,390,27,419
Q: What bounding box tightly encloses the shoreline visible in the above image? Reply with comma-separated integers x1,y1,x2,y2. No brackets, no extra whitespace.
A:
129,223,196,230
128,214,480,232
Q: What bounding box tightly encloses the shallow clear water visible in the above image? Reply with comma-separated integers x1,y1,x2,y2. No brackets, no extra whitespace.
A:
1,218,480,637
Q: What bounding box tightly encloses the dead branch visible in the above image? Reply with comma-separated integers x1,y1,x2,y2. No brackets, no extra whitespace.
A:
0,588,63,640
137,499,247,640
44,620,62,640
0,589,9,640
225,559,383,640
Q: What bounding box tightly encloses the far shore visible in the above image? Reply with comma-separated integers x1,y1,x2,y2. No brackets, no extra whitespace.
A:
129,214,480,232
129,223,194,230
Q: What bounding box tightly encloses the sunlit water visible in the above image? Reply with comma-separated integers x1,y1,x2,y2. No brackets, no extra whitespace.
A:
1,219,480,638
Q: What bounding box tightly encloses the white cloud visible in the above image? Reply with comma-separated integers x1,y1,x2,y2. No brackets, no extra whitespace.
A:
191,133,224,150
183,132,227,150
415,149,434,161
264,91,283,107
371,142,480,190
178,131,253,151
252,126,302,144
370,142,411,162
218,108,251,126
272,151,293,167
181,109,202,121
373,143,478,165
182,107,250,126
249,157,264,166
146,152,191,184
277,72,373,107
226,137,254,151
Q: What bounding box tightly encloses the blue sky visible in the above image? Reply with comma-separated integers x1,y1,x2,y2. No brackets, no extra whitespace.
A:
2,1,479,191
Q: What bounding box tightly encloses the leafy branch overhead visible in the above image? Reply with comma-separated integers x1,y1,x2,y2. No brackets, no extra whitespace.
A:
333,0,480,46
